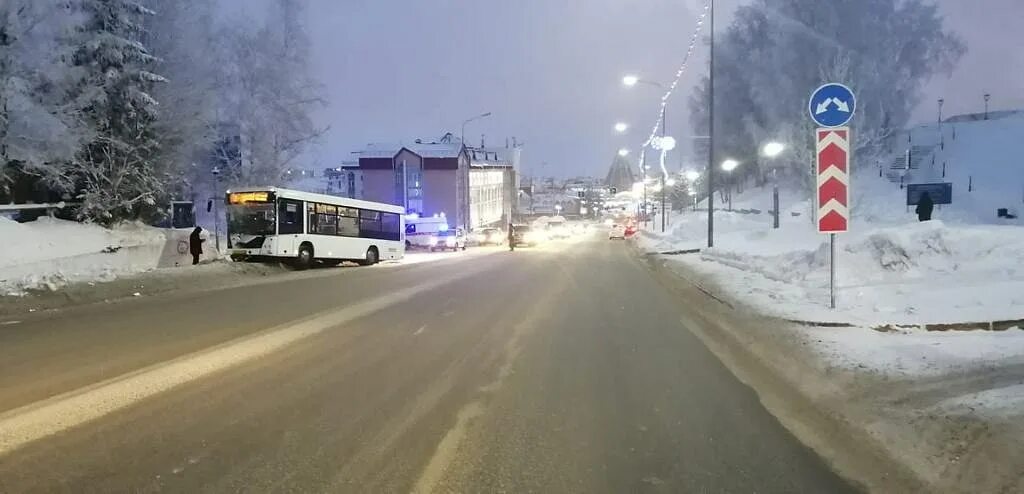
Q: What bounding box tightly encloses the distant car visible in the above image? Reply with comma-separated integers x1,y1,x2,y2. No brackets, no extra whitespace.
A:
609,224,626,240
624,225,638,237
475,227,505,246
512,224,544,246
429,228,467,251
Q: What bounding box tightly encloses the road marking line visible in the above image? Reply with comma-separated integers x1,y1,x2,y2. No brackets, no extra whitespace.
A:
413,325,427,336
0,273,470,457
0,320,21,326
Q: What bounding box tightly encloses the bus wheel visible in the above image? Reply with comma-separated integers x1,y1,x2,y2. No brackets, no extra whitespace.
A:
359,247,379,266
295,244,314,270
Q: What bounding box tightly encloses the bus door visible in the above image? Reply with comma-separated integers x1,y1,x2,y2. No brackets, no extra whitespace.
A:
277,199,303,256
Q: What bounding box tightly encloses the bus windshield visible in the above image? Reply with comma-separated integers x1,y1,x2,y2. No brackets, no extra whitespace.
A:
227,203,276,236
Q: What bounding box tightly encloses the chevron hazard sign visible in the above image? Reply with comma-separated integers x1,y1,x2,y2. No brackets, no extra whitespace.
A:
816,127,850,233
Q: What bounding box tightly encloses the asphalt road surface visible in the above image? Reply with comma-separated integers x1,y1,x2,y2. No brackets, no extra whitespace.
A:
0,234,856,493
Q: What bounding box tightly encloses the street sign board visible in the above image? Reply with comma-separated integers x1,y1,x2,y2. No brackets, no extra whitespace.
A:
816,127,851,233
809,83,856,128
906,183,952,206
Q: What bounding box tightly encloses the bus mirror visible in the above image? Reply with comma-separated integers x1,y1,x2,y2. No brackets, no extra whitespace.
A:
207,200,213,213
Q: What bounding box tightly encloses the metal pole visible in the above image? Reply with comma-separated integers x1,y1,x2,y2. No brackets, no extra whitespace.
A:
772,185,779,229
213,177,221,252
706,0,715,248
661,175,666,232
662,108,667,232
829,233,836,309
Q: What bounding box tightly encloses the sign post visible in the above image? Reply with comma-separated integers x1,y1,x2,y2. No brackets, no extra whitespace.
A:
809,83,855,309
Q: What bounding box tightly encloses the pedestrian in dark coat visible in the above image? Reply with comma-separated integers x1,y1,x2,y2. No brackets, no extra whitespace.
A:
508,224,515,251
189,227,205,265
916,192,934,222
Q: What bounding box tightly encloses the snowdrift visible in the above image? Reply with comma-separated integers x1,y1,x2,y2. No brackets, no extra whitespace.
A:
0,216,218,295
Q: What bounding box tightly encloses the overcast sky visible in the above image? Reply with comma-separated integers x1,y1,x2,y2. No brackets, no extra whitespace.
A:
240,0,1023,177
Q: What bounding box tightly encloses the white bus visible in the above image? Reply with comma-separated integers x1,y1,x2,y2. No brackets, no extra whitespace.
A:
226,187,405,269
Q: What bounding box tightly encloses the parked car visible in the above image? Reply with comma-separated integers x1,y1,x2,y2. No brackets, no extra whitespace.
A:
475,227,505,246
430,228,467,251
608,224,626,240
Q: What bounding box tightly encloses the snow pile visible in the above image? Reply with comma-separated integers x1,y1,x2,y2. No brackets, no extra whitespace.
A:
0,216,207,295
641,169,1024,325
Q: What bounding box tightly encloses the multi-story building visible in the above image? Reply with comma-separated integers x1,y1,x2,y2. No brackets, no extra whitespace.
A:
324,161,362,199
356,134,519,230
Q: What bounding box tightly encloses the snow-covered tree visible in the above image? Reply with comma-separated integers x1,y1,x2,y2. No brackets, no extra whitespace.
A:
140,0,221,197
66,0,167,224
218,0,326,187
0,1,79,199
688,0,965,192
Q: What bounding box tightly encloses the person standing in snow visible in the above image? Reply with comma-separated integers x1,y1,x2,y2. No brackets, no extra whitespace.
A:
508,223,515,251
916,192,934,222
189,227,205,265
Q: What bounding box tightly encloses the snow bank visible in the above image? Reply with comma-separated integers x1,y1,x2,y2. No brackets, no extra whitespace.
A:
0,216,216,295
645,211,1024,325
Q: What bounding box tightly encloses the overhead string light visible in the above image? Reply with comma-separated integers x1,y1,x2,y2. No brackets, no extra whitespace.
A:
639,1,711,180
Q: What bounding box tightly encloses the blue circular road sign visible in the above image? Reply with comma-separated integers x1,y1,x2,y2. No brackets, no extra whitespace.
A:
808,83,856,127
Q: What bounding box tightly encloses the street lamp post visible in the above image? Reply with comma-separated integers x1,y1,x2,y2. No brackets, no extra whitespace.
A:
461,112,492,145
706,0,715,248
761,142,785,229
210,165,222,252
984,93,991,120
685,170,700,212
938,98,945,150
721,159,739,211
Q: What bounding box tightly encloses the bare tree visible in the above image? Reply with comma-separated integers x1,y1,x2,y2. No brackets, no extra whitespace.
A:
217,0,327,188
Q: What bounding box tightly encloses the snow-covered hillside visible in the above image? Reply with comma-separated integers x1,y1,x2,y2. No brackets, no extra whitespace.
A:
645,112,1024,325
886,111,1024,224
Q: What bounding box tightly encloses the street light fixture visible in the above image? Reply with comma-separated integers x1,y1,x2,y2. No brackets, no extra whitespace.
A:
685,170,700,181
622,75,639,87
761,142,785,158
618,148,629,157
614,122,629,133
461,112,492,145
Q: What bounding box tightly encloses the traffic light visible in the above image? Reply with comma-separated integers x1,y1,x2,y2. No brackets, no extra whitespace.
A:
609,187,617,194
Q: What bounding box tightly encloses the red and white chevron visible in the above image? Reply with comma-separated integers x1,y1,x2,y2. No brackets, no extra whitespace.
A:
815,127,850,233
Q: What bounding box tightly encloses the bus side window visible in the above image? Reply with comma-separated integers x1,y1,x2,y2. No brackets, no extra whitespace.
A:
279,199,303,235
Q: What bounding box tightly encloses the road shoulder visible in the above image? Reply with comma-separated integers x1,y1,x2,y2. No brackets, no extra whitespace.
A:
639,248,1024,493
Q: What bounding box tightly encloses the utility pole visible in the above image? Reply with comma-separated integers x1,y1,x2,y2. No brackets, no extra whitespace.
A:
706,0,715,248
984,93,991,120
661,107,668,233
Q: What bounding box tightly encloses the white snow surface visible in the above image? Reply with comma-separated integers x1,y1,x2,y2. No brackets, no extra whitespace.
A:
643,155,1024,326
0,216,208,295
